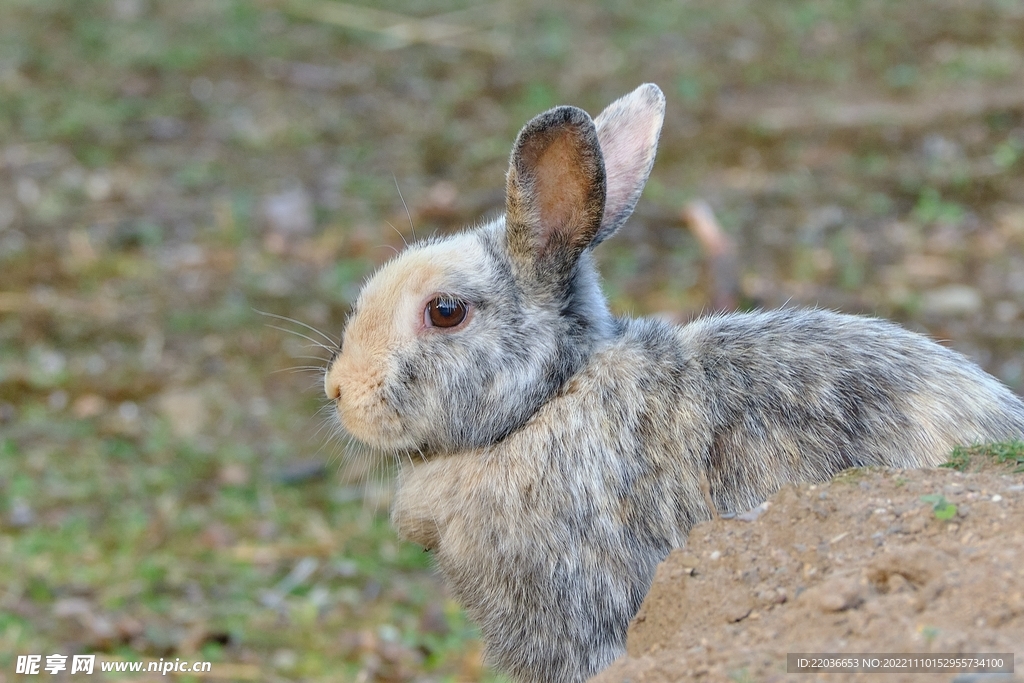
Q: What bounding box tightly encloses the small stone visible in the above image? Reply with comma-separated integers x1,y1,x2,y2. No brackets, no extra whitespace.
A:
16,177,41,207
52,598,117,645
677,553,700,570
801,576,863,612
726,603,752,622
148,116,187,140
288,62,341,90
921,285,982,317
262,186,315,238
219,462,250,486
737,501,770,522
272,649,298,671
118,401,140,423
85,173,112,202
72,394,107,419
887,573,911,593
48,390,69,411
993,300,1019,323
276,459,327,485
158,389,207,439
906,514,928,533
9,498,35,527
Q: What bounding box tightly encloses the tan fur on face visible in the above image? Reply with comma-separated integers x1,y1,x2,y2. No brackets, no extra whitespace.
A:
325,236,485,448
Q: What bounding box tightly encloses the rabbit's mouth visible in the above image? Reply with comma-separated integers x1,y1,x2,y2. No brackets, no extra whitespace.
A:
325,354,437,463
335,400,421,452
330,381,442,459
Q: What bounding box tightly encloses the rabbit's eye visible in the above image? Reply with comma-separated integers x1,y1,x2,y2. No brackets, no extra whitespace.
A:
426,296,469,329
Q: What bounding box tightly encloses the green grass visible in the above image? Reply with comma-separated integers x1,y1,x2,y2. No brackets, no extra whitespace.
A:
919,493,958,520
943,438,1024,473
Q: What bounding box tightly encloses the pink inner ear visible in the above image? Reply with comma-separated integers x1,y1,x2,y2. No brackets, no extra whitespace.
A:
532,133,590,247
599,124,652,222
592,84,665,242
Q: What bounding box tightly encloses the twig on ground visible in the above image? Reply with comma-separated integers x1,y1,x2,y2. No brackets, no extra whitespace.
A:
277,0,509,55
682,200,740,312
718,85,1024,133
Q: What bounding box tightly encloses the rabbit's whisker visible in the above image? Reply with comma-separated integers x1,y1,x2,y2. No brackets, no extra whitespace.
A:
393,174,416,242
288,354,331,363
254,309,339,348
271,366,329,375
264,324,336,355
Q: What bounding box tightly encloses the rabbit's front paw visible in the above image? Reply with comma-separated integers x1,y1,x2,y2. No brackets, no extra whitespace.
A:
391,460,451,550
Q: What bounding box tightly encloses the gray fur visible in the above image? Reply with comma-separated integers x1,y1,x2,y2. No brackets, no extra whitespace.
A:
325,84,1024,683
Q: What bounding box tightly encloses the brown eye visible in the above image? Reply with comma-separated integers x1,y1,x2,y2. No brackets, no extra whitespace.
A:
426,296,469,328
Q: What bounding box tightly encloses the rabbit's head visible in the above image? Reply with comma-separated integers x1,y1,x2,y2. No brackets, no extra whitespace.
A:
325,84,665,455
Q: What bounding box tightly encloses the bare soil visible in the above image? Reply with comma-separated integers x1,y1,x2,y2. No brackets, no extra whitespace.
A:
592,461,1024,683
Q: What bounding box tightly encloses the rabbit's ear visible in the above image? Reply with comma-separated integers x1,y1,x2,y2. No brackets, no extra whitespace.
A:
592,83,665,245
505,105,607,282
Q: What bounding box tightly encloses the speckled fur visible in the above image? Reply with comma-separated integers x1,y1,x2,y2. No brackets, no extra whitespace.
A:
324,84,1024,683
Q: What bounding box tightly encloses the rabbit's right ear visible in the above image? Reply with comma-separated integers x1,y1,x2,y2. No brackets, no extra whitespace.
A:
505,105,607,284
592,83,665,246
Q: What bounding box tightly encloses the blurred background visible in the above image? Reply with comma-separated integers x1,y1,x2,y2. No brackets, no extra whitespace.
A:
1,0,1023,680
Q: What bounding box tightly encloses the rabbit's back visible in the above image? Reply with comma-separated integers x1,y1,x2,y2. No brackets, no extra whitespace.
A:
667,308,1024,514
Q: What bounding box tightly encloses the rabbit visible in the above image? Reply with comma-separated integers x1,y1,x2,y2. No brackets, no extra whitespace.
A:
323,83,1024,683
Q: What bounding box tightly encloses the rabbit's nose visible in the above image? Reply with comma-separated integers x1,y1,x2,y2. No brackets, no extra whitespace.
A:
324,362,341,400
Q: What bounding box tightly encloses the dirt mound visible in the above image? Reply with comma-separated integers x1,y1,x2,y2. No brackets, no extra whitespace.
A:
592,463,1024,683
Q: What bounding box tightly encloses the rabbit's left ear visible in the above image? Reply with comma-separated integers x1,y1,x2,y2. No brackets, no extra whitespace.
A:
505,105,607,283
592,83,665,245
